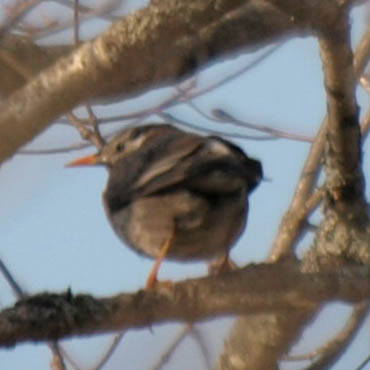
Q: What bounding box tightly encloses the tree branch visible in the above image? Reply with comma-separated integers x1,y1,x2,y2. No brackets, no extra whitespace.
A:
0,0,298,164
1,263,370,348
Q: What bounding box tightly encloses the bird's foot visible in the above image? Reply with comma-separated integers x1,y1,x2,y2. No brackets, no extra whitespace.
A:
146,276,174,290
208,255,238,275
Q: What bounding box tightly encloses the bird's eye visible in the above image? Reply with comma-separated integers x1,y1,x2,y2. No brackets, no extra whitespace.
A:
115,143,125,152
130,128,144,140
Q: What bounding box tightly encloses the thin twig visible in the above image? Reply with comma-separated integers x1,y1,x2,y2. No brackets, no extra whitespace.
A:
0,256,67,369
18,141,95,155
52,0,120,21
360,74,370,94
300,302,370,370
354,353,370,370
88,80,196,125
360,109,370,141
190,327,212,370
212,108,314,143
73,0,80,45
0,0,42,40
158,112,278,141
31,0,122,40
0,257,25,298
90,332,125,370
283,303,369,364
150,325,192,370
185,43,284,100
67,112,105,150
49,341,68,370
77,46,281,127
85,104,105,148
59,346,83,370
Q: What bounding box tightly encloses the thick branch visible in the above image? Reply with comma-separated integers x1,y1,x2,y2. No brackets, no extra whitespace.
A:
220,4,370,369
307,6,370,270
319,11,364,210
1,263,370,347
270,20,370,261
0,0,364,165
0,0,298,165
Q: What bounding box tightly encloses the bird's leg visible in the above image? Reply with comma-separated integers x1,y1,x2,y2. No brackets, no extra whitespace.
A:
208,252,238,275
146,229,176,289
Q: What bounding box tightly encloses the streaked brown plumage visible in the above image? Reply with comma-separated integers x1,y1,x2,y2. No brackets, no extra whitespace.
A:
68,124,262,283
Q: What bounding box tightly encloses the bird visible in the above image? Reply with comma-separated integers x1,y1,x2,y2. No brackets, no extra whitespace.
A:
67,124,263,287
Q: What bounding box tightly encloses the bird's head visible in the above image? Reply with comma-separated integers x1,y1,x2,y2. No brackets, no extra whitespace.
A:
66,124,178,168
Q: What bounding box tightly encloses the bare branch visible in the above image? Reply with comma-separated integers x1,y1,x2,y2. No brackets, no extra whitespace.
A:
212,108,314,142
269,16,370,261
0,0,42,39
0,256,25,298
49,341,67,370
90,332,125,370
1,263,370,347
285,301,369,370
30,0,121,40
318,11,364,210
159,112,279,141
0,0,298,164
150,325,192,370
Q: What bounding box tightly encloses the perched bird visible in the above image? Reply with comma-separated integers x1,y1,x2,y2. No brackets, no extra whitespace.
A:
68,124,262,287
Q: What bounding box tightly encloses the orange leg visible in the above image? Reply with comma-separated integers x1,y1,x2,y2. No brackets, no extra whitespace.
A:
146,230,175,289
208,252,238,275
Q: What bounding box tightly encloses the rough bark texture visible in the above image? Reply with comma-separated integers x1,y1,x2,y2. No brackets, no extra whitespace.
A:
1,264,369,347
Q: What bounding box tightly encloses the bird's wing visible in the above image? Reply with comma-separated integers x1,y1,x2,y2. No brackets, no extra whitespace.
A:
134,136,248,197
133,133,204,196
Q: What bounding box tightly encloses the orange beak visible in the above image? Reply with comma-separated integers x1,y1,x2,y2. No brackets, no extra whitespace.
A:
65,153,100,167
